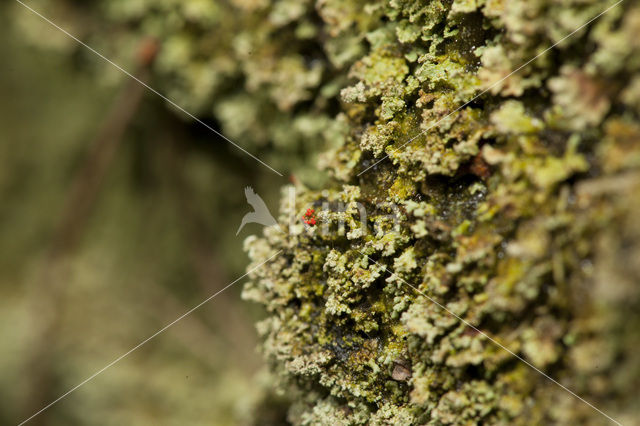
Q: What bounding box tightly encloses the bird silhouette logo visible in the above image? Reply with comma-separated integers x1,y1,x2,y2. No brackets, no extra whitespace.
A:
236,186,280,235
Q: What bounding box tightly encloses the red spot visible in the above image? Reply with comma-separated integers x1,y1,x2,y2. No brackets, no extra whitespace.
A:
303,207,317,226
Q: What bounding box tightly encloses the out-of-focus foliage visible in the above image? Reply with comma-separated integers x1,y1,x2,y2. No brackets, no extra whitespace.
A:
13,0,356,186
2,3,287,425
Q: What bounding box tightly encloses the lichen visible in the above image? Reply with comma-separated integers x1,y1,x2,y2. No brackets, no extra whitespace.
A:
242,0,640,424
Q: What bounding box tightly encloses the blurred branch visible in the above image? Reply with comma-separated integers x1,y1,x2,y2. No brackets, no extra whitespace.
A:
23,39,158,424
50,40,157,258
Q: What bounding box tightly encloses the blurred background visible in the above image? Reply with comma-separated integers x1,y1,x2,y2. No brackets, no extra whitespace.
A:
0,1,304,424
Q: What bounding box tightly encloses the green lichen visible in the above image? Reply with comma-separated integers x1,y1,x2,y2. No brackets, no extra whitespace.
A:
243,0,640,424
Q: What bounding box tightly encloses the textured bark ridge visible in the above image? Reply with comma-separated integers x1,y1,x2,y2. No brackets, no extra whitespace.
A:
241,1,640,424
